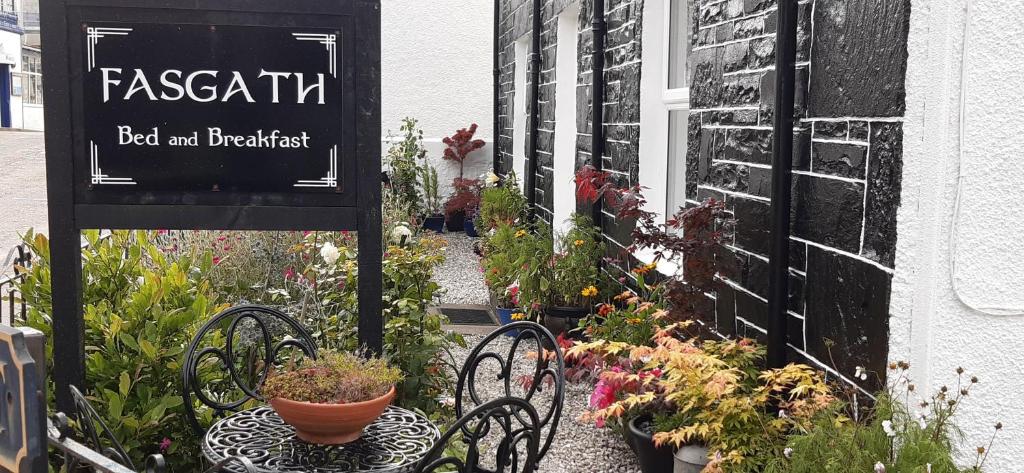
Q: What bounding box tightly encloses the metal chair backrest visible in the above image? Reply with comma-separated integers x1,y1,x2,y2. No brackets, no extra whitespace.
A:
454,321,564,468
415,397,542,473
181,304,318,435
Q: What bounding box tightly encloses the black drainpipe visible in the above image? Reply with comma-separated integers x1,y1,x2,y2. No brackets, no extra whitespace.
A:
766,0,798,369
492,0,501,174
525,0,542,218
590,0,605,227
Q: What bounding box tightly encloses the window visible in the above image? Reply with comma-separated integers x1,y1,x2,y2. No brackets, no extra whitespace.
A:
20,49,42,105
553,5,580,234
664,0,693,218
639,0,693,224
511,36,530,191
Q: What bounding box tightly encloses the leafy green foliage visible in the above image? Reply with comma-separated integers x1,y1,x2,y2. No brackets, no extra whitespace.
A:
476,173,528,230
547,215,604,307
17,230,223,471
386,117,429,216
773,365,1001,473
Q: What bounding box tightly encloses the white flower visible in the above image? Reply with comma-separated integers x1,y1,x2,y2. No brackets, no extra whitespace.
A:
926,464,932,473
778,409,788,418
855,366,868,381
485,171,500,186
320,241,341,265
391,224,413,244
882,420,896,437
783,447,793,459
875,462,886,473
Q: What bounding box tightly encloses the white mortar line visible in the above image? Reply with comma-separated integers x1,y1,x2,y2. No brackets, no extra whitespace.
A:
812,137,870,146
790,236,895,274
713,158,773,169
697,7,779,32
858,123,872,254
792,169,867,184
804,116,904,123
736,317,768,334
693,32,777,52
698,185,772,203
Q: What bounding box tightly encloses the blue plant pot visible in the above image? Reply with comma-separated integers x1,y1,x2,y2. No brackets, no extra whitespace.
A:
495,307,519,337
422,215,445,233
464,219,479,237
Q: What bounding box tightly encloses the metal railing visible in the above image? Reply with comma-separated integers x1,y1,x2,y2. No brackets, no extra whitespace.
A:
0,243,33,326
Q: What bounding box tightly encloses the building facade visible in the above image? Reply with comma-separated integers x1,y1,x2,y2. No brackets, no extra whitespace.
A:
495,0,1022,469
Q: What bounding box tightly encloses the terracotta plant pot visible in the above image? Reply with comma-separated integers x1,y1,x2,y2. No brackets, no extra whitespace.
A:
270,386,395,445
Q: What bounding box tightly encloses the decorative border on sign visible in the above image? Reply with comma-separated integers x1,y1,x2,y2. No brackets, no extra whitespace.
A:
89,141,136,185
292,33,337,78
294,145,338,188
86,26,132,72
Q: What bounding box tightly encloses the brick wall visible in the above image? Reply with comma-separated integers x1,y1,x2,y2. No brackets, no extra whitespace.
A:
496,0,642,272
689,0,910,388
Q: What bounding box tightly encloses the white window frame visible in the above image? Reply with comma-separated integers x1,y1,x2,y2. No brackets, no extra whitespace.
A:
636,0,693,276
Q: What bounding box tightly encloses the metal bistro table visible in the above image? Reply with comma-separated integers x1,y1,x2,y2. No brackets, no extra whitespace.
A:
203,406,440,473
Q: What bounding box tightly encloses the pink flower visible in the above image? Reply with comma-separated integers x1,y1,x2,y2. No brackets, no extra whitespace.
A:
283,267,296,280
159,437,171,453
212,256,222,265
590,380,616,410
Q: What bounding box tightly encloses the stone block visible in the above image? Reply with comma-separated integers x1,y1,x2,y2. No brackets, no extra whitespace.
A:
791,174,864,253
733,196,771,256
813,121,848,139
811,141,867,179
725,128,773,164
808,0,910,117
863,122,903,267
804,245,892,390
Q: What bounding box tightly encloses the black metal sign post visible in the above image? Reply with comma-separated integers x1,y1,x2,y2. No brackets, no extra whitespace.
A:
40,0,382,413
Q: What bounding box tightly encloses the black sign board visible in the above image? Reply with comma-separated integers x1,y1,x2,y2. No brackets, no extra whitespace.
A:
41,0,382,413
79,22,356,204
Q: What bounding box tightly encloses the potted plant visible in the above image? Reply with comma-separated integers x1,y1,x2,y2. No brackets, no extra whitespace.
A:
443,178,482,232
477,172,528,230
543,214,604,339
263,351,402,444
570,324,835,473
442,123,486,182
385,117,427,219
464,209,480,237
419,164,444,232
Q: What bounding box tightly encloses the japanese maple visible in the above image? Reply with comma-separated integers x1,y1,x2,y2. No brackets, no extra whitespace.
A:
442,123,487,179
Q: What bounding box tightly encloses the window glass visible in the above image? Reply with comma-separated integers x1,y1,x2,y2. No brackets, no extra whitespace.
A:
666,110,689,214
667,0,693,90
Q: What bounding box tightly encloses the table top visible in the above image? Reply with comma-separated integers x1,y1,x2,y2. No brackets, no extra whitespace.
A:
202,405,440,473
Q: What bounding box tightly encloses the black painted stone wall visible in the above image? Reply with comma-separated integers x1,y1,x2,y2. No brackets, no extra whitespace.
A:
690,0,910,388
496,0,642,271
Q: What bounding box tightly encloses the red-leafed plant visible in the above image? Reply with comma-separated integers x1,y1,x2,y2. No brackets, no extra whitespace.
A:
442,124,487,179
443,178,483,218
574,164,732,321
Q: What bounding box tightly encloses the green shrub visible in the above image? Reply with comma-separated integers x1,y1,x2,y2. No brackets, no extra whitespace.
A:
17,230,222,471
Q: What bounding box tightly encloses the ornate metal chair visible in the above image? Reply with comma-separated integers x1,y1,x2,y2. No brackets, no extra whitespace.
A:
55,385,257,473
181,304,318,435
453,321,565,469
414,398,542,473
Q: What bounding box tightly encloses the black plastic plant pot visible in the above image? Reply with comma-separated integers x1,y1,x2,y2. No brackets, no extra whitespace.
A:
464,219,479,237
627,415,674,473
445,211,466,232
543,306,589,337
422,215,445,233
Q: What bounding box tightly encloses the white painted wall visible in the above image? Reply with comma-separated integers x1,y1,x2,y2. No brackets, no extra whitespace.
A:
552,5,579,235
380,0,494,197
893,1,1024,470
512,36,529,192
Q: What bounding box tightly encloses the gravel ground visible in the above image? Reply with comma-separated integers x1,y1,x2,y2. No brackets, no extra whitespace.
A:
434,233,490,305
449,334,641,473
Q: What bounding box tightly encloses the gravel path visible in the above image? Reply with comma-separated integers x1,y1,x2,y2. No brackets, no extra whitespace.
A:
434,233,490,305
449,334,641,473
